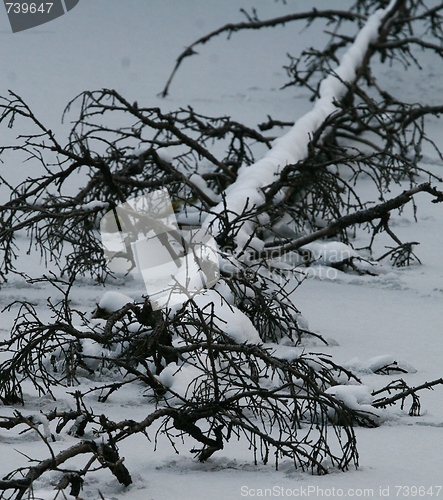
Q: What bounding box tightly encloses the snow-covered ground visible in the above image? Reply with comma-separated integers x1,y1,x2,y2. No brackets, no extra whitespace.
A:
1,1,443,499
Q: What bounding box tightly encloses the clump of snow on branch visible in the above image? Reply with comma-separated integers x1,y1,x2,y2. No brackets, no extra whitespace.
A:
193,290,262,345
98,291,134,313
325,384,380,418
301,241,360,266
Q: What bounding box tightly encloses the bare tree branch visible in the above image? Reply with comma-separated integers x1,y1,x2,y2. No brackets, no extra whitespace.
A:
259,183,443,257
160,8,366,97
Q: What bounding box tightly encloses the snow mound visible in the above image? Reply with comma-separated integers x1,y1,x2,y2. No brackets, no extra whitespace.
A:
301,241,360,266
344,355,417,374
98,291,134,313
188,173,221,204
193,290,262,345
325,384,380,421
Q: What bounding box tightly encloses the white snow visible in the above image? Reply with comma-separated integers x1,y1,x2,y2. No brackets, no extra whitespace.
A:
367,354,397,372
301,241,361,265
28,413,52,440
343,355,417,375
325,384,374,410
325,384,382,422
157,361,203,398
98,291,134,313
78,200,109,211
193,290,262,345
188,173,221,204
1,1,443,499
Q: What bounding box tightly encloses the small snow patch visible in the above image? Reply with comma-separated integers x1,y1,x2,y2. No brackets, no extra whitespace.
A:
98,291,134,313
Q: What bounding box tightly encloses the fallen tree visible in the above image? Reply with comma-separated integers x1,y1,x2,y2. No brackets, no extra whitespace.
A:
1,0,443,498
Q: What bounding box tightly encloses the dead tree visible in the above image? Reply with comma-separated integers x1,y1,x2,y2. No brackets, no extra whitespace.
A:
1,1,443,497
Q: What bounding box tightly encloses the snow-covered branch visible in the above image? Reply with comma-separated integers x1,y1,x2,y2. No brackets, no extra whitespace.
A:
258,182,443,258
204,0,399,249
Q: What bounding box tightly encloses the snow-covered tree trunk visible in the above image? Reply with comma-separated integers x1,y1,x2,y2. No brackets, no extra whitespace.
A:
204,0,400,249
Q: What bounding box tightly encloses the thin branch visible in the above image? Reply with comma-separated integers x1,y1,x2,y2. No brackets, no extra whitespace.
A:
160,9,365,97
372,378,443,411
259,183,443,257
